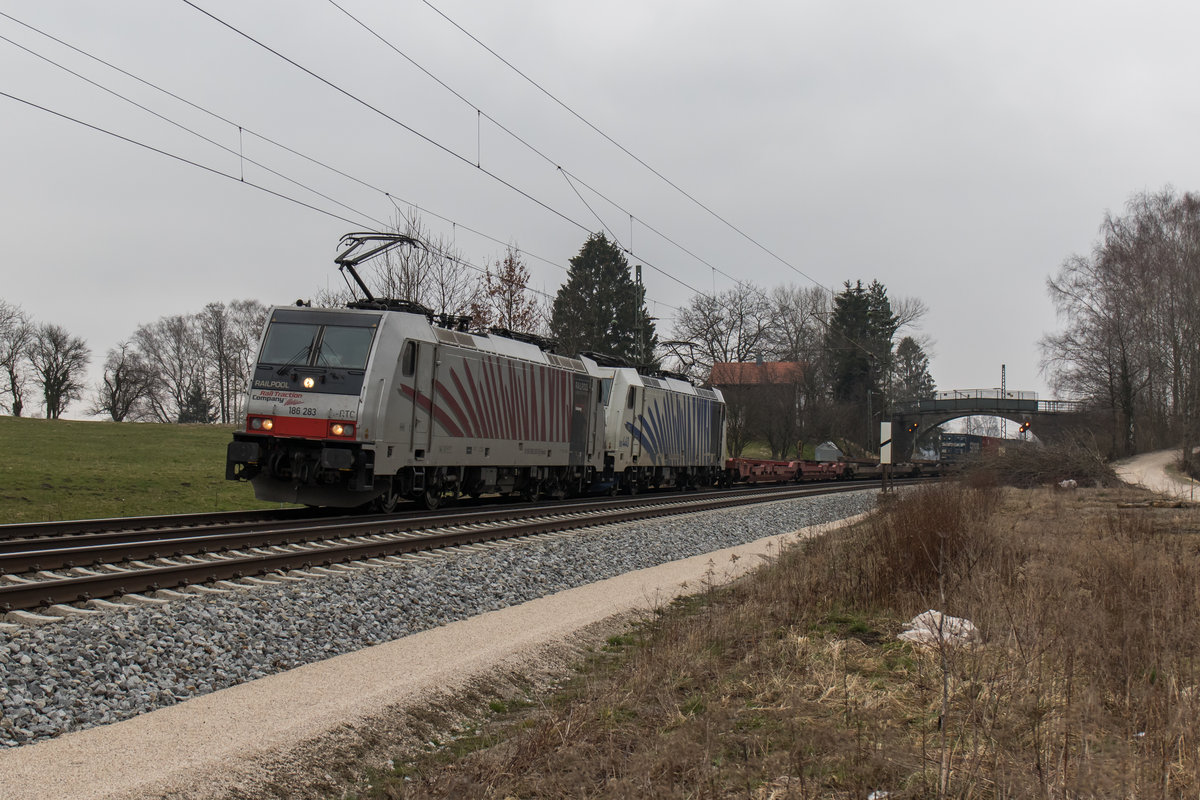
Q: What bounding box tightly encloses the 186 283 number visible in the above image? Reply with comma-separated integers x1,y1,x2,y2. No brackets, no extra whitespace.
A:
288,406,317,416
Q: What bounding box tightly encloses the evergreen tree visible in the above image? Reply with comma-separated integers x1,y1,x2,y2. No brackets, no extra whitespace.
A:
178,380,215,423
824,280,900,449
550,233,656,364
892,336,935,404
825,280,898,403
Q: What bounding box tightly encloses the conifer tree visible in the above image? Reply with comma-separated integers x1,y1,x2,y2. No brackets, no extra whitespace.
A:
825,280,898,403
824,280,900,449
178,380,215,424
550,233,656,364
892,336,935,403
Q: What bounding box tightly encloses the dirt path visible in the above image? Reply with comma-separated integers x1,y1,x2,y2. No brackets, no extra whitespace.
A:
0,514,866,800
1114,448,1200,500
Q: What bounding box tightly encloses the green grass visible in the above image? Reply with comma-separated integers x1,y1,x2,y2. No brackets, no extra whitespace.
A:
0,415,283,523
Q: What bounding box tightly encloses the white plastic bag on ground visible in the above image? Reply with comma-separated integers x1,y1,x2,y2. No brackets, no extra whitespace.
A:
897,609,979,647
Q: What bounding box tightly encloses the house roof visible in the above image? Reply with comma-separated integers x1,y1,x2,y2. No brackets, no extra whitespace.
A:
710,361,804,386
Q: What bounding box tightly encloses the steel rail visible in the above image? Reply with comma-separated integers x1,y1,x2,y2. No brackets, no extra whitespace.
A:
0,482,890,612
0,483,845,563
0,507,314,541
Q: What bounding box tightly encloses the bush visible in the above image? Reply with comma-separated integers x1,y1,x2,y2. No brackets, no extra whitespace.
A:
964,440,1118,488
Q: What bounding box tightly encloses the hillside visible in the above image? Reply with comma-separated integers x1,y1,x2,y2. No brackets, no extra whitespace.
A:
0,416,277,523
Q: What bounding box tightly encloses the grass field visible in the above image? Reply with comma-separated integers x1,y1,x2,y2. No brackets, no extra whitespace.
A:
340,482,1200,798
0,415,281,523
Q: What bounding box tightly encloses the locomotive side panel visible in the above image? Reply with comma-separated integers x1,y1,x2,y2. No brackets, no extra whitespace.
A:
412,346,594,468
597,367,726,490
367,314,435,478
368,323,605,501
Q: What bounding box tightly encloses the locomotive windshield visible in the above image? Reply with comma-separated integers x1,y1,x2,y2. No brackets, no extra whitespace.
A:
260,321,377,370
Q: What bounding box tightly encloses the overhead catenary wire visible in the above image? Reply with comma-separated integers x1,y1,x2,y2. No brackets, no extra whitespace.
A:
0,88,564,309
4,6,809,339
0,11,868,386
177,0,703,304
319,0,734,302
0,9,602,298
6,4,826,319
3,3,716,317
0,29,390,230
0,89,365,229
177,0,597,239
418,0,833,295
312,0,849,343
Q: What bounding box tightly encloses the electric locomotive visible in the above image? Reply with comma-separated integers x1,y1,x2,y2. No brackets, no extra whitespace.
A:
225,233,728,509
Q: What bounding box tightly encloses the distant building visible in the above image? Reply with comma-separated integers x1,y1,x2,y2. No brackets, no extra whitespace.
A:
814,441,842,461
710,360,805,388
709,360,807,458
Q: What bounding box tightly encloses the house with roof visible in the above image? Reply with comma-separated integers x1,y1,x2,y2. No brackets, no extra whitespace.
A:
709,359,806,458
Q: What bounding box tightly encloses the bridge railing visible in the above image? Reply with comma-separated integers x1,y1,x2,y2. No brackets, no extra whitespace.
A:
891,390,1086,416
1037,399,1087,414
932,389,1039,402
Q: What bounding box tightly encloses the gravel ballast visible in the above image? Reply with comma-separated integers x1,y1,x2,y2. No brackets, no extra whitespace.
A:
0,491,874,748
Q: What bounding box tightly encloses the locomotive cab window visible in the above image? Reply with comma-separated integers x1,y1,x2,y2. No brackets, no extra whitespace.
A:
626,386,637,409
401,341,417,376
260,321,376,370
315,326,374,369
259,323,319,366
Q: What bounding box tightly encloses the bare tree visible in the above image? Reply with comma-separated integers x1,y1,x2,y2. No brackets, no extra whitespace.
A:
472,245,540,333
309,285,353,309
27,323,90,419
134,314,203,423
227,299,268,423
91,340,153,421
199,302,239,423
961,415,1003,438
0,300,32,416
359,209,481,318
764,284,827,362
670,284,772,380
368,209,434,302
1041,187,1200,459
892,295,929,335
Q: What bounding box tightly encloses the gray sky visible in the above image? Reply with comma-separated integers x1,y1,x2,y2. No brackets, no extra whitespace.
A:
4,0,1199,416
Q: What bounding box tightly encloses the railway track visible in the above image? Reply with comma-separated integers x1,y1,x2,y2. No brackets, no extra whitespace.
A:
0,507,317,542
0,482,903,616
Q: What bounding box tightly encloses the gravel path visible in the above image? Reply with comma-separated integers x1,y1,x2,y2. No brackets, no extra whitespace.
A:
1114,448,1200,499
0,490,874,751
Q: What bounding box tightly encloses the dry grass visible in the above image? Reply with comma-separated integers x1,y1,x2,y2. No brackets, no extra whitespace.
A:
964,440,1120,489
346,483,1200,799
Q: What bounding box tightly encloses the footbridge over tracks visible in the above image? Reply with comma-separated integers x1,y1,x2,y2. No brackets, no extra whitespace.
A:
889,390,1090,461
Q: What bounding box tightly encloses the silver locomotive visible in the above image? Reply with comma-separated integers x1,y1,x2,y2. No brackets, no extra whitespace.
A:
226,235,726,509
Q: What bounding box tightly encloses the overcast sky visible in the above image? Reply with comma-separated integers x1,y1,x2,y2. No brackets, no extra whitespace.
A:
4,1,1199,418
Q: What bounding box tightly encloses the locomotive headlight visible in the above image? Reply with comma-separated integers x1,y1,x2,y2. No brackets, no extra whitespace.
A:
303,377,315,389
330,422,354,438
250,418,262,430
331,423,344,436
261,418,274,431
